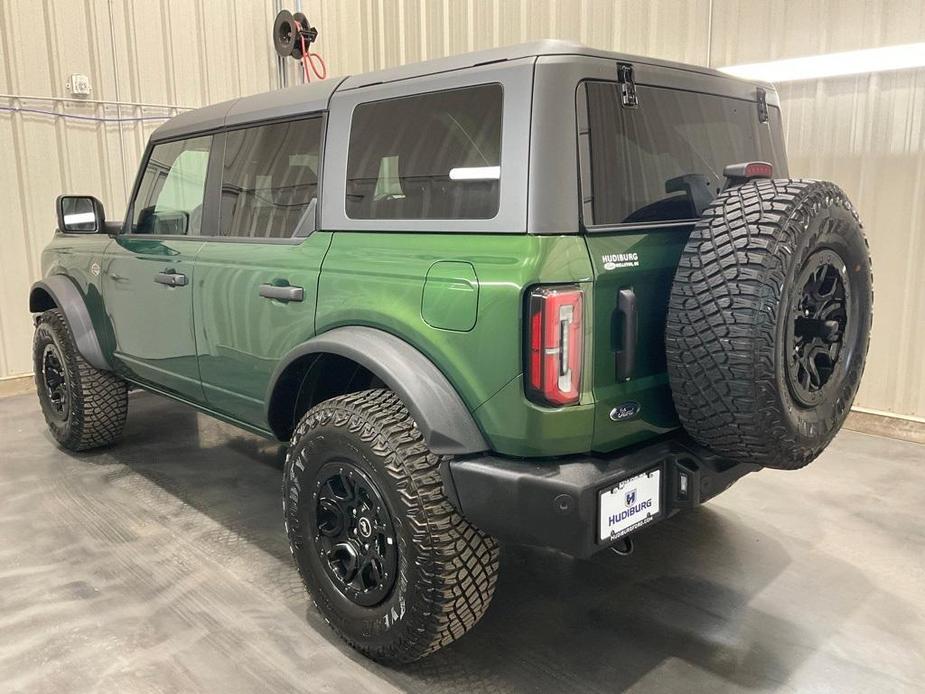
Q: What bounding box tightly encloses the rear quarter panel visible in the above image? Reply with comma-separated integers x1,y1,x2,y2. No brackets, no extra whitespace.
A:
315,231,595,456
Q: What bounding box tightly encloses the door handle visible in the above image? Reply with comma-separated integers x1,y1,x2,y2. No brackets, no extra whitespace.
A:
259,283,304,302
615,288,637,381
154,271,187,287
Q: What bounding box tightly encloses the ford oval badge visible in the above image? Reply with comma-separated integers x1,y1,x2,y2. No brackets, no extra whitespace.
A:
610,401,640,422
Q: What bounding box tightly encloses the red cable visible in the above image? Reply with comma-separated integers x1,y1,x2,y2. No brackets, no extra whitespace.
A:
306,51,327,80
295,20,328,82
299,30,310,82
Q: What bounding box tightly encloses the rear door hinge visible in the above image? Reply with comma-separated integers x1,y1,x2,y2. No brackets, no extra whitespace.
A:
756,87,769,123
617,63,639,108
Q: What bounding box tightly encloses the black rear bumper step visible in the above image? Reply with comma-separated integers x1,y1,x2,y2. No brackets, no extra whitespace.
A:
442,435,760,559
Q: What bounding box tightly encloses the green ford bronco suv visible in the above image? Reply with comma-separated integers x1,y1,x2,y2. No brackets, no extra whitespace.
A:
32,40,872,662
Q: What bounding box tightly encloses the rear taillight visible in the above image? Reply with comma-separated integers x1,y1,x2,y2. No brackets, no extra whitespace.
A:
526,285,583,406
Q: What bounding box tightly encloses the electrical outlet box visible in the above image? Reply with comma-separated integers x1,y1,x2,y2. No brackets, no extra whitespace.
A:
66,73,92,96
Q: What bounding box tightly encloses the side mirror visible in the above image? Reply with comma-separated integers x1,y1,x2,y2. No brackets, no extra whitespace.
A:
56,195,105,233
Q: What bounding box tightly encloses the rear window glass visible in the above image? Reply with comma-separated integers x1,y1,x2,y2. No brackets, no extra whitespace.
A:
581,82,786,226
346,84,503,220
220,118,322,239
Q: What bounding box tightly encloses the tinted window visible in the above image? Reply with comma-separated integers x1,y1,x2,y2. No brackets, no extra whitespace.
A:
131,136,212,235
346,84,503,220
220,118,323,238
582,82,787,226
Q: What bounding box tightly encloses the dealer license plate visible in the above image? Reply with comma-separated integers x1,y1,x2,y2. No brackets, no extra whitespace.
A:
598,468,661,542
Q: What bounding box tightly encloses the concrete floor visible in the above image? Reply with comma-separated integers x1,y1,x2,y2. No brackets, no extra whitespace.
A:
1,391,923,694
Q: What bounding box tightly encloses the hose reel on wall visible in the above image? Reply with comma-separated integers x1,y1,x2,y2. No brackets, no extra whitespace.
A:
273,9,327,82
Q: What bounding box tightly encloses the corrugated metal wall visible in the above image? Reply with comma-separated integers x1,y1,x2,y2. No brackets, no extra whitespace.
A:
710,0,925,420
1,0,923,419
0,0,277,380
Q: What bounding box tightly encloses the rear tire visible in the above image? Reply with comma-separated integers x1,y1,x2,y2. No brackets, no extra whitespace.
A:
666,179,872,470
283,389,500,662
33,309,128,451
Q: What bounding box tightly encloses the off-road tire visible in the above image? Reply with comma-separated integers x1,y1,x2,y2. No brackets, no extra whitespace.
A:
33,308,128,451
666,179,873,470
283,389,500,663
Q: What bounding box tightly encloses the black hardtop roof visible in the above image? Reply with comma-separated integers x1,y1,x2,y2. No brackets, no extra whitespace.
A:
151,39,764,142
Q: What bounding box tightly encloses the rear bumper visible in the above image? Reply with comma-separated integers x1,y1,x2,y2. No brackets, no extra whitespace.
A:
442,435,760,559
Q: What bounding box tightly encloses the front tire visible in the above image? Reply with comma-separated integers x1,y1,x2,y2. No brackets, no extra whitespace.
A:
283,389,500,663
33,309,128,451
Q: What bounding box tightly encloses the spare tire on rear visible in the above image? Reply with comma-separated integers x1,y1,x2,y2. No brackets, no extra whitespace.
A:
666,179,872,470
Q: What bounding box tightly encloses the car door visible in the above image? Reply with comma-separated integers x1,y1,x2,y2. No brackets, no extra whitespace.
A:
194,115,330,426
101,134,216,402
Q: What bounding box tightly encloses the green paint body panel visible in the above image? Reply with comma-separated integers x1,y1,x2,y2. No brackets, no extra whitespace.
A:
193,233,332,424
38,224,686,458
40,235,114,355
421,261,479,332
473,374,596,456
315,232,594,411
315,232,597,457
582,227,692,451
101,236,205,401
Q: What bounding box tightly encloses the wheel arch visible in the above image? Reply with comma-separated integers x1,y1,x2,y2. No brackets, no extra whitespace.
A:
266,326,489,455
29,276,110,371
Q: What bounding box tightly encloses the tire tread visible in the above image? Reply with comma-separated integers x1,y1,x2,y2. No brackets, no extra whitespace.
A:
33,309,128,451
285,389,500,662
665,179,872,470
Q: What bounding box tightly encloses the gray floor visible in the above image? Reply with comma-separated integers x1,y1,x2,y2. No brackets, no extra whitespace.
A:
1,391,923,694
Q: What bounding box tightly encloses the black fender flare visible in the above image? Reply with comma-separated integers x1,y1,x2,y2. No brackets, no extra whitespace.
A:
29,276,110,371
267,326,488,455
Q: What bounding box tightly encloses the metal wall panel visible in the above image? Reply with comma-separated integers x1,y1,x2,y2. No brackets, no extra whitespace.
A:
710,0,925,66
710,0,925,419
0,0,276,378
1,0,923,422
299,0,711,77
779,70,925,419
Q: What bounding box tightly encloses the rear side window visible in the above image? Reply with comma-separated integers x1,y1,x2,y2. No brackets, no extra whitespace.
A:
345,84,503,220
580,82,787,227
220,117,323,239
131,135,212,235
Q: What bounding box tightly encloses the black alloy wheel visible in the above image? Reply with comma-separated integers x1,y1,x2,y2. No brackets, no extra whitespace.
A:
310,461,398,607
41,342,70,421
33,309,128,451
786,249,851,407
283,389,500,662
666,179,873,470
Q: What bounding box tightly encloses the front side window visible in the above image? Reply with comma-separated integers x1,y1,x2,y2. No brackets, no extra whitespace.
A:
131,135,212,235
220,118,323,239
581,82,786,226
346,84,503,220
